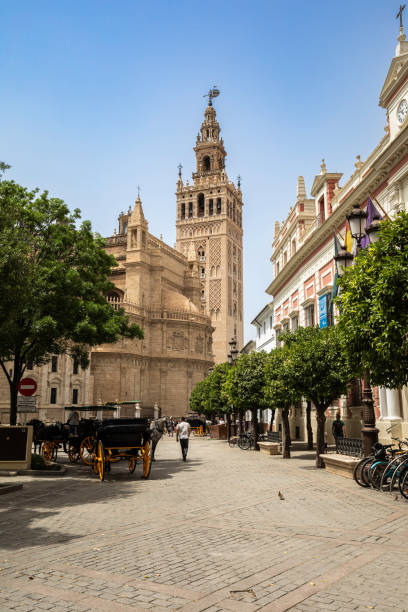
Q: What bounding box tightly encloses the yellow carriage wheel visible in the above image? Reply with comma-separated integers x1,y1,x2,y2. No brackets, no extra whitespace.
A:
96,440,105,481
79,436,95,466
41,442,53,462
142,441,152,479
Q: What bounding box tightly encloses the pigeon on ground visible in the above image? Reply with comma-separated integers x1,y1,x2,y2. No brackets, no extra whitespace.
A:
278,491,285,500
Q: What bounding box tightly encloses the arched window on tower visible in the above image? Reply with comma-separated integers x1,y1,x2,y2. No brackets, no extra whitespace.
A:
198,193,205,217
203,156,211,171
198,246,205,261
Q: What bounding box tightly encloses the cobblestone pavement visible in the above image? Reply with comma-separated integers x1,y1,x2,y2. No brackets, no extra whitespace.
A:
1,438,408,611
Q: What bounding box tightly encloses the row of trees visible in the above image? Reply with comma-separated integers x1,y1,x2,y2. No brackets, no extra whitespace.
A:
190,326,355,468
192,209,408,467
0,165,143,424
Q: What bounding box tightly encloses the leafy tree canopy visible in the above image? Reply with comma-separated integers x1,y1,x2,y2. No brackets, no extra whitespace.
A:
264,347,300,409
337,211,408,388
223,351,268,411
0,173,143,423
281,326,353,410
189,378,210,415
281,325,355,466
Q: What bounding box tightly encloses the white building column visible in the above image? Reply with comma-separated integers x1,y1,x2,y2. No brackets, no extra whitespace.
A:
385,388,401,420
379,387,388,419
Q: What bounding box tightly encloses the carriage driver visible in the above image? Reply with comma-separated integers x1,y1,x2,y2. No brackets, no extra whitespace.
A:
67,410,79,437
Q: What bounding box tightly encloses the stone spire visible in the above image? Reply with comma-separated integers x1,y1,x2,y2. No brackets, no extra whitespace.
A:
130,194,148,228
320,159,327,174
297,176,306,200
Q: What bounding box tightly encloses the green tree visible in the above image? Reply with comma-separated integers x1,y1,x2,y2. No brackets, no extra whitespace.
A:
189,363,231,419
189,378,210,415
282,326,354,467
223,351,268,450
0,174,143,424
207,362,231,417
337,211,408,389
264,348,301,458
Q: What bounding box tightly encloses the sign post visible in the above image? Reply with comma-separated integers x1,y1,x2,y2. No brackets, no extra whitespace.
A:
17,378,38,424
18,378,37,397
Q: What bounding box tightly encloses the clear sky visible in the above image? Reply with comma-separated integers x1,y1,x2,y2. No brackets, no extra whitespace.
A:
1,0,399,342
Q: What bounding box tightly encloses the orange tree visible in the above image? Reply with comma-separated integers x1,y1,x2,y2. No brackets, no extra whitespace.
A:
281,326,354,467
223,351,268,450
264,347,300,459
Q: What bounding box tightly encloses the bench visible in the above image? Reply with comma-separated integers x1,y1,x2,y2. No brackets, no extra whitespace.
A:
258,441,281,455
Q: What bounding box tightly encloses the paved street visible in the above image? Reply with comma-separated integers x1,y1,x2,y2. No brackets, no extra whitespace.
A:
0,438,407,612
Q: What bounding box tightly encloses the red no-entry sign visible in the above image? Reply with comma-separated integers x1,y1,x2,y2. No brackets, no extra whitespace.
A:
18,377,37,397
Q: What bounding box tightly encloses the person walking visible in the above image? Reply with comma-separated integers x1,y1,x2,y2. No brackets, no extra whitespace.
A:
176,417,191,461
332,413,345,441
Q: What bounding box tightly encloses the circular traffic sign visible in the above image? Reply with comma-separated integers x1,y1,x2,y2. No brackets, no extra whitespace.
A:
18,377,37,397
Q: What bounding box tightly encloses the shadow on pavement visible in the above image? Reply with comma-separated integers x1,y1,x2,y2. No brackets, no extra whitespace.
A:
0,456,200,552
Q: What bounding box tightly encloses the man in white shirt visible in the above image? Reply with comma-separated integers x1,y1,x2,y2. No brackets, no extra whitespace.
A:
176,417,191,461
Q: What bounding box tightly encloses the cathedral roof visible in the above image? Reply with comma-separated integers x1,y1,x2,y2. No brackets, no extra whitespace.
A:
162,288,199,313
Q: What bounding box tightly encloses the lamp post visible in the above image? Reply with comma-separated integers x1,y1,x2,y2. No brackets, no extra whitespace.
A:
334,204,381,456
227,337,239,438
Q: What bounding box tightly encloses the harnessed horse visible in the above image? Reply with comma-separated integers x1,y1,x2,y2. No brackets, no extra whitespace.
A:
149,417,167,461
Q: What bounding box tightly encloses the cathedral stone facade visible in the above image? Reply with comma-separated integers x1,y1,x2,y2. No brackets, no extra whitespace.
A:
89,196,214,416
175,101,244,363
0,97,244,423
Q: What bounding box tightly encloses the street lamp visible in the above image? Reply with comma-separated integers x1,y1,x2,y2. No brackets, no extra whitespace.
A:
228,337,239,437
346,205,367,248
337,204,381,456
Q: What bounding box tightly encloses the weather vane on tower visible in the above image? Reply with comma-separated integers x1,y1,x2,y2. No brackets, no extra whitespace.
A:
204,86,220,106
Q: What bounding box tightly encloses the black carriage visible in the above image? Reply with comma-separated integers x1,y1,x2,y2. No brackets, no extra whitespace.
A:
187,417,206,436
92,418,152,481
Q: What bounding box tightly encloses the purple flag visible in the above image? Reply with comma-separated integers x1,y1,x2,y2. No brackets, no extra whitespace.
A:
360,197,382,249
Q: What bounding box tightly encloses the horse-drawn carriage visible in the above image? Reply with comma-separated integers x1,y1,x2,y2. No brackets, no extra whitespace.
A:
29,416,99,465
187,417,206,437
92,418,152,481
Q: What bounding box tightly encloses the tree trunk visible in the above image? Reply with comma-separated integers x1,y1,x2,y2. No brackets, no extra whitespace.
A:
252,408,259,451
315,406,327,468
306,401,313,450
269,408,276,431
281,407,291,459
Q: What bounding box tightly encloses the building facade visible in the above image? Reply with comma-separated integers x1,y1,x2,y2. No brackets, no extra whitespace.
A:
0,197,214,423
265,25,408,444
175,100,244,363
251,303,275,354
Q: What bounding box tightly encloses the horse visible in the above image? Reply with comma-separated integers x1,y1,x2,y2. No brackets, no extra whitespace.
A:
149,417,167,461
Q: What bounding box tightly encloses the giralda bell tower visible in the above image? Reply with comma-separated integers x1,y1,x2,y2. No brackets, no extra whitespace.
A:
175,89,244,363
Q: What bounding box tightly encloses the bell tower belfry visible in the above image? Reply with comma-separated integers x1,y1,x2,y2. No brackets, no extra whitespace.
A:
175,91,244,363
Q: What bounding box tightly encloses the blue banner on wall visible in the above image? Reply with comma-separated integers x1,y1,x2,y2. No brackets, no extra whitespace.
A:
319,294,328,328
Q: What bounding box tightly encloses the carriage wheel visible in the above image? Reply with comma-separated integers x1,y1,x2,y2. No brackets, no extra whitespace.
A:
96,440,105,481
80,436,95,466
142,441,152,479
41,442,53,462
68,443,80,463
128,457,136,474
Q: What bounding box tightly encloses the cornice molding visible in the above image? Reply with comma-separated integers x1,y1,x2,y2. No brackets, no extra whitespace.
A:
267,126,408,298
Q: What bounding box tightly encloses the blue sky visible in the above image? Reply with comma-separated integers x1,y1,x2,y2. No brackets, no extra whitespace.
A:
1,0,398,342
